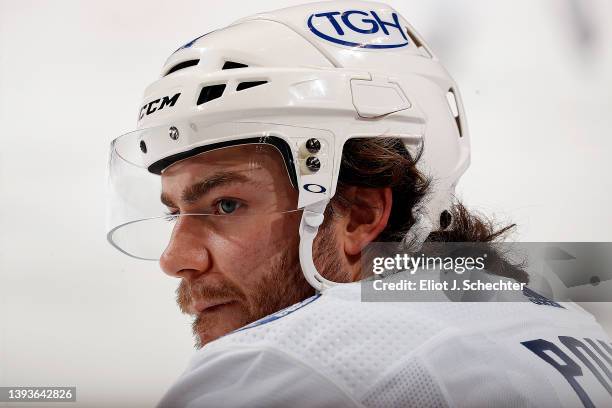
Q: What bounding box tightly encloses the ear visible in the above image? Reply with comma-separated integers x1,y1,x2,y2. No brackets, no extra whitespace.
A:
339,186,393,256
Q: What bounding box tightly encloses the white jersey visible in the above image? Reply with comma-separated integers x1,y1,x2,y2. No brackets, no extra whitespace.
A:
158,280,612,407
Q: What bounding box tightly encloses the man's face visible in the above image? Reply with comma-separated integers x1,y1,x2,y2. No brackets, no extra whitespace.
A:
158,144,315,347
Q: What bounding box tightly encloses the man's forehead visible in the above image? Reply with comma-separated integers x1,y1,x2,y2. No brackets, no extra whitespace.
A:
162,158,263,183
161,144,281,179
161,160,266,195
160,170,257,207
159,144,293,207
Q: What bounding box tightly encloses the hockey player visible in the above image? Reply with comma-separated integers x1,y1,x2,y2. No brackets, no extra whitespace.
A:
107,2,612,406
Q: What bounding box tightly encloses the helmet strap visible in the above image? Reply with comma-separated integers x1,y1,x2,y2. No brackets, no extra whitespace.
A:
402,214,434,252
298,200,338,292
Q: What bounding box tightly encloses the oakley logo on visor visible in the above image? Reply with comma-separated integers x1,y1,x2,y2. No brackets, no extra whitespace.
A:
304,183,327,193
138,93,181,121
307,10,409,49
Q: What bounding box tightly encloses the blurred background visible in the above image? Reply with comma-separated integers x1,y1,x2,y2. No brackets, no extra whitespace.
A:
1,0,611,406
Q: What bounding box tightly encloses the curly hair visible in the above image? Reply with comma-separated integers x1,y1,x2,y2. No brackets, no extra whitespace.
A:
328,137,528,283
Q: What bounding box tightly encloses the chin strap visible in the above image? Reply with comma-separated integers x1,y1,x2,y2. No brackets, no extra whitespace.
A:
299,201,438,292
402,213,434,252
299,200,337,292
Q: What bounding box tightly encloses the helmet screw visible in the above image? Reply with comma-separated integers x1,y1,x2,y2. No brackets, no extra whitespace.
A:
440,210,452,230
305,138,321,154
139,140,147,154
169,126,180,140
306,156,321,172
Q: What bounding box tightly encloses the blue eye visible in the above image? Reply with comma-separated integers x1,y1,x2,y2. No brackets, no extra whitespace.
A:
217,199,241,215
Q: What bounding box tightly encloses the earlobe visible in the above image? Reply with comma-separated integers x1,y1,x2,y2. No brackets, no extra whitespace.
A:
343,187,392,256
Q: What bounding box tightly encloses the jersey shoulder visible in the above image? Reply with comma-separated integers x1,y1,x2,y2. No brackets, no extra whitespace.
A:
202,283,453,405
187,283,612,407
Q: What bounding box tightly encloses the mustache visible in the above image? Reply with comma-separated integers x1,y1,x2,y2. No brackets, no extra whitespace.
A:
176,278,246,315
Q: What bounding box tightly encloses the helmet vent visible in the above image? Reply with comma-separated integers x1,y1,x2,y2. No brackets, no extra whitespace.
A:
165,59,200,76
405,27,432,58
446,89,463,138
236,81,268,91
197,84,226,105
222,61,248,70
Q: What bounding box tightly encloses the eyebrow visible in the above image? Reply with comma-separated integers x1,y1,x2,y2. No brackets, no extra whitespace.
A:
160,171,252,208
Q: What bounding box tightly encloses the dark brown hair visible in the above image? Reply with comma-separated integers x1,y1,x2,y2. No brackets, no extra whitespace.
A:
329,137,529,283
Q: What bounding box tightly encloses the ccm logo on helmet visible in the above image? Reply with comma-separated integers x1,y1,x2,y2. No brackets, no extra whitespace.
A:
307,10,408,49
138,93,181,120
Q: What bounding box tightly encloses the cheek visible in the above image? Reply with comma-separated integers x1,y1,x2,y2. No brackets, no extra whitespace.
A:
207,214,301,285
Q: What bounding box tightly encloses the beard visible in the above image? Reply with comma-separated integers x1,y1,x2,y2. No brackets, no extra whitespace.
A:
176,218,348,349
177,246,314,349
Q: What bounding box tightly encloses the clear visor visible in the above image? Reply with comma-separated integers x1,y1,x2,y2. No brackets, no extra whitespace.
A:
107,124,301,261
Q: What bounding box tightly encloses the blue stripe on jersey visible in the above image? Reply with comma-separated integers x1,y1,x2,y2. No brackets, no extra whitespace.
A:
232,294,321,333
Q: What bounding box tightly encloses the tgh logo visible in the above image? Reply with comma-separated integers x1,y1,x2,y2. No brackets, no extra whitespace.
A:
307,10,409,49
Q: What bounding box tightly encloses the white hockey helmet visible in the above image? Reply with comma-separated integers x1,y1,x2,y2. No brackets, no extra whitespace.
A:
107,0,470,291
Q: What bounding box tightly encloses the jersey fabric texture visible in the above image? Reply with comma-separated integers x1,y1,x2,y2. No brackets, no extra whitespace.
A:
157,281,612,407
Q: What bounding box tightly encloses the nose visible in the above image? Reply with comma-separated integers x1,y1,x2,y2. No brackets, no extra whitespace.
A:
159,217,211,280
